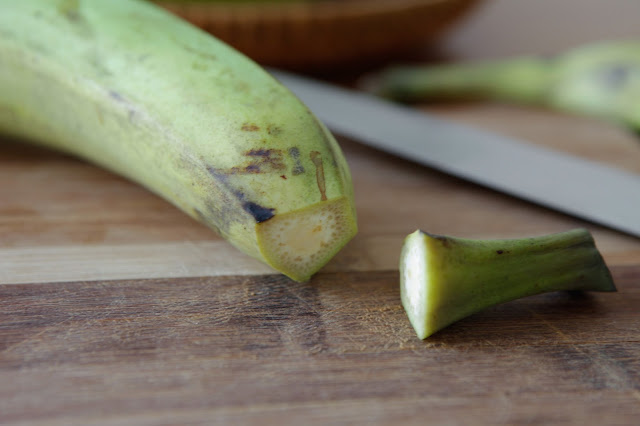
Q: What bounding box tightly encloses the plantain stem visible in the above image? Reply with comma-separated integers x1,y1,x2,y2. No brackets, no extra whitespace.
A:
376,57,554,105
400,228,616,339
373,41,640,129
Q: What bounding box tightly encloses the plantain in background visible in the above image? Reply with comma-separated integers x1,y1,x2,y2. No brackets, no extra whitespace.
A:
0,0,357,282
373,41,640,131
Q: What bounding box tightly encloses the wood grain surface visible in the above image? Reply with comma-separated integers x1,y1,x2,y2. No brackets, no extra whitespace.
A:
1,267,639,425
2,1,640,425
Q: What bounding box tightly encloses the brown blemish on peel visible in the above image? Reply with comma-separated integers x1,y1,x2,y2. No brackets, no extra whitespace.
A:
225,149,286,175
310,151,327,201
241,123,260,131
267,125,282,136
245,149,285,171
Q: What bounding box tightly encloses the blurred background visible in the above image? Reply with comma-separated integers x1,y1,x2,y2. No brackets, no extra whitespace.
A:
155,0,640,74
443,0,640,60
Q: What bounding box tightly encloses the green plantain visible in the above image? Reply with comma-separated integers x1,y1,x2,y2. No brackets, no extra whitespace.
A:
400,228,616,339
0,0,357,282
373,41,640,130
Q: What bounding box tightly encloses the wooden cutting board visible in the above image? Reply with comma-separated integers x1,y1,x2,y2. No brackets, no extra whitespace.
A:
1,100,639,424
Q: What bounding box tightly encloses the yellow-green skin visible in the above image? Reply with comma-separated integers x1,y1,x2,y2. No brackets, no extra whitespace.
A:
400,228,616,339
375,41,640,130
0,0,357,282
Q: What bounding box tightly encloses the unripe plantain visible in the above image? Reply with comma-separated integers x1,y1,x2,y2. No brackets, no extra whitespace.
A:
0,0,357,282
373,41,640,130
400,228,616,339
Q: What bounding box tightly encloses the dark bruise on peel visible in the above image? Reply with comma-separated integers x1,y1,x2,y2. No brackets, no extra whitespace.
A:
310,151,327,202
201,166,243,235
246,148,276,157
206,166,275,224
242,202,275,223
244,164,260,173
289,147,305,175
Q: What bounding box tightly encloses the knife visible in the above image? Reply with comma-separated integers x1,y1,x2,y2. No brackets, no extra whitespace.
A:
270,69,640,238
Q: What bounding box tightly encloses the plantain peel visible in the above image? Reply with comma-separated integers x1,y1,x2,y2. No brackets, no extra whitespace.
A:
0,0,357,282
400,229,616,339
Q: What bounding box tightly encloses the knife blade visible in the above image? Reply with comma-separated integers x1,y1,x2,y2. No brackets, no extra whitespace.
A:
270,69,640,238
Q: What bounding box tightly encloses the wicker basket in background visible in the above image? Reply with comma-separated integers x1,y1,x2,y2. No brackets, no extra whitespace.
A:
156,0,483,70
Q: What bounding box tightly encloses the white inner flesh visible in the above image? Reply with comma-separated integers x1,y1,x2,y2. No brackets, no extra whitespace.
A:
401,233,428,339
258,197,353,281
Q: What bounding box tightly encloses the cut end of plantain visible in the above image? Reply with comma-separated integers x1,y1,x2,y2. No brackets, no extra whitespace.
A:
400,230,431,340
399,228,617,340
257,196,357,282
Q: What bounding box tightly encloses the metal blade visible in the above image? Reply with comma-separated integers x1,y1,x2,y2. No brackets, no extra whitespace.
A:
270,69,640,238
